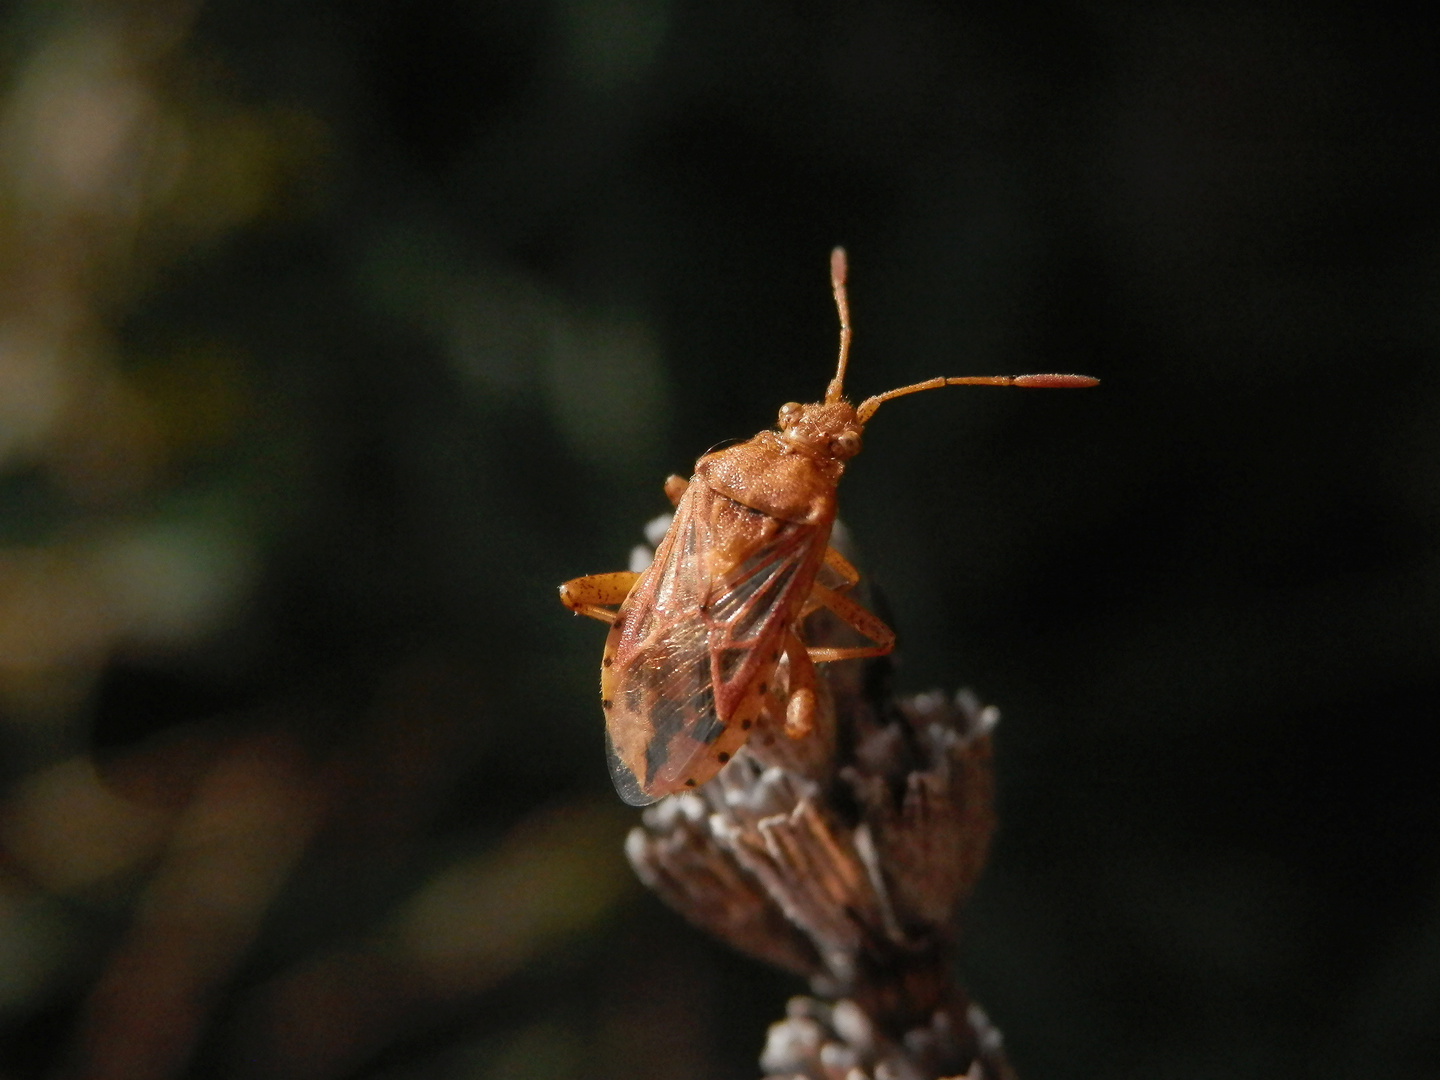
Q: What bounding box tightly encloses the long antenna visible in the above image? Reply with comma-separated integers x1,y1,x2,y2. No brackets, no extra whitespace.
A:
818,248,1098,418
855,373,1099,423
824,247,851,404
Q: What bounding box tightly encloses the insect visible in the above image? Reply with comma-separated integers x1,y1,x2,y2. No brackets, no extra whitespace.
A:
560,248,1097,806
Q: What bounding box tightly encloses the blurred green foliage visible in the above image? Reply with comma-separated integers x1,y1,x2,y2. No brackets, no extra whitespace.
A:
0,1,1436,1078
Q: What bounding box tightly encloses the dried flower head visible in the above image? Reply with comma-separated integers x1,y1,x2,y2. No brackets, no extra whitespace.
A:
624,520,1016,1079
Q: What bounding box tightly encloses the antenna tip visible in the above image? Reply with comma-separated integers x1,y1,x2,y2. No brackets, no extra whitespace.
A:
830,247,847,286
1012,373,1100,388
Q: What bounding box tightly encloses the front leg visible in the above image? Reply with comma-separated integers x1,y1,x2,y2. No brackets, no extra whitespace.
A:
558,571,640,623
663,474,689,507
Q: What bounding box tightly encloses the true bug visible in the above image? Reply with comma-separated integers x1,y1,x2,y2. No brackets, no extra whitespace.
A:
560,248,1097,806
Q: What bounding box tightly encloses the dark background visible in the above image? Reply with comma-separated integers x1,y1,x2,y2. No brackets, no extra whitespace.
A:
0,1,1436,1078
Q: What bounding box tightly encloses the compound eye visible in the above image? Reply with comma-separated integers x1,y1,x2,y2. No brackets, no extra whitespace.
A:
832,430,862,458
778,402,803,426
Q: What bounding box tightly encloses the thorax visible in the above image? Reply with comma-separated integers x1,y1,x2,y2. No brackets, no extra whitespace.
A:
693,431,840,526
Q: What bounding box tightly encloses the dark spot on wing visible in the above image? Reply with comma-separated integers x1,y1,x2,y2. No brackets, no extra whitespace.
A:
601,699,613,710
717,648,747,684
741,718,752,730
685,778,696,787
717,752,730,764
606,730,658,807
603,657,612,668
690,712,724,744
648,689,688,742
643,652,719,784
644,732,670,788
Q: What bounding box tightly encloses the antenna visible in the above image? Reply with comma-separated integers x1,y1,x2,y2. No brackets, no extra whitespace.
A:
816,248,1099,420
824,247,851,404
855,373,1099,424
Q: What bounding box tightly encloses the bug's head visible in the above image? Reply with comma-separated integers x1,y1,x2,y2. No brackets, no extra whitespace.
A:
775,400,863,461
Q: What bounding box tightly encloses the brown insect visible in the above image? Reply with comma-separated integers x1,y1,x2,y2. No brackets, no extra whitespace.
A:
560,248,1097,805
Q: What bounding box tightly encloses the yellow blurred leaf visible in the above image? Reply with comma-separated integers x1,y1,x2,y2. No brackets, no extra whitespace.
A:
397,800,636,992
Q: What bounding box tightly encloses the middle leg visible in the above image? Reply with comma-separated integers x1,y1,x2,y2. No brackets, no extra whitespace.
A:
802,582,896,663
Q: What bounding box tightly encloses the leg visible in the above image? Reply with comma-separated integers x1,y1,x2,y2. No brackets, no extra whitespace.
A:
821,545,860,589
800,545,862,617
664,474,689,507
558,571,640,623
782,631,818,740
803,582,895,663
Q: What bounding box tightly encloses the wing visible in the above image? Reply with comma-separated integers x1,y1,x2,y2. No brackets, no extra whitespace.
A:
601,479,828,805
